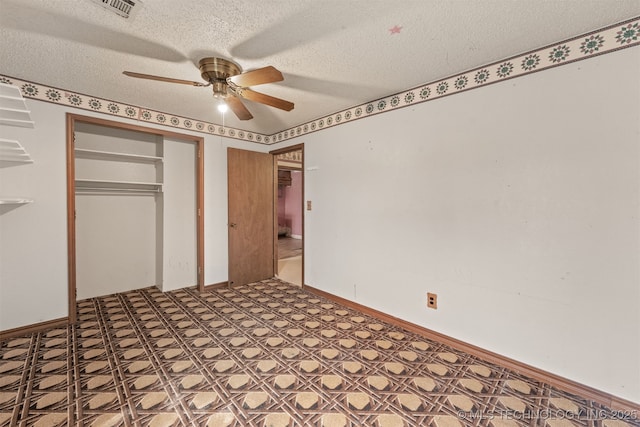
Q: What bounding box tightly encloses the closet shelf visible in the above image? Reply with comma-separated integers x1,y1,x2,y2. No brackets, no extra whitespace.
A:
0,138,34,166
74,148,163,163
75,179,163,193
0,83,34,128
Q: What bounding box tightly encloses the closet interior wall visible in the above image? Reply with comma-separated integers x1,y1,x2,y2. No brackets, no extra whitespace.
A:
73,123,197,300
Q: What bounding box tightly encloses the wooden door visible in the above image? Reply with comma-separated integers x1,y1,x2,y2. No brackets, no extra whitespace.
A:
227,148,275,286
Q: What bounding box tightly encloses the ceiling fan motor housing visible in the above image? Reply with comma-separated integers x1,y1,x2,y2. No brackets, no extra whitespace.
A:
198,57,241,98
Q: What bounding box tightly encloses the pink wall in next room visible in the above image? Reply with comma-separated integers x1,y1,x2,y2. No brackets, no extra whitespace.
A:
281,171,303,237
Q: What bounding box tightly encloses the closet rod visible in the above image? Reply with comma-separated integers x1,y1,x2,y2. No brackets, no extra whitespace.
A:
75,187,161,194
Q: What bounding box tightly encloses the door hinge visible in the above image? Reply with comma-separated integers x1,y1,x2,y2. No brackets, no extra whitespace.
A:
197,208,201,216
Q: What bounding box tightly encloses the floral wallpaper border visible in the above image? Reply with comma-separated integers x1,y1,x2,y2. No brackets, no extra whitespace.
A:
1,17,638,145
271,16,640,143
0,75,272,144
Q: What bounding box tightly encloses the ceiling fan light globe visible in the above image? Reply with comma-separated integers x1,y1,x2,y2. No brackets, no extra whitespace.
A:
217,102,229,113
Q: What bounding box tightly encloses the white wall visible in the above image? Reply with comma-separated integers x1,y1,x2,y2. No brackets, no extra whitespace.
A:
279,47,640,402
0,102,68,329
0,101,268,331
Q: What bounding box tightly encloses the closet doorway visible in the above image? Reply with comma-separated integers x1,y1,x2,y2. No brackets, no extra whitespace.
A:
270,145,303,286
66,114,204,323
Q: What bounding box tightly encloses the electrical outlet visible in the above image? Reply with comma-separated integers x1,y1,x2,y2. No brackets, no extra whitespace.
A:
427,293,438,309
307,201,312,211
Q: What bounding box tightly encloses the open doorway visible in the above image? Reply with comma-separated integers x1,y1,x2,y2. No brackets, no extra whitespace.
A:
271,145,303,286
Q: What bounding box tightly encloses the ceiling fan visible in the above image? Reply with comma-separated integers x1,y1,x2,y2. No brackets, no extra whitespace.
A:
123,57,294,120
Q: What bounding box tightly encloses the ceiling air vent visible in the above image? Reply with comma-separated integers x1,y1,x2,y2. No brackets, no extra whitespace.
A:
89,0,143,19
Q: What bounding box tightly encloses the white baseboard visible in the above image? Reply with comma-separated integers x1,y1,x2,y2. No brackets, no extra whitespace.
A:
290,234,302,240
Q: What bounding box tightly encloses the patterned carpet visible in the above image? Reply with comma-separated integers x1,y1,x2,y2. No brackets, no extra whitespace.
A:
0,279,637,427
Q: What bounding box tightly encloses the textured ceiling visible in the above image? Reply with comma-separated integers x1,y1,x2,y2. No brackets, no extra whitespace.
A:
1,0,639,135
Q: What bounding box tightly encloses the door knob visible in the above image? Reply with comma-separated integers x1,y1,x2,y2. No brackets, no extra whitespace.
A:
229,223,237,228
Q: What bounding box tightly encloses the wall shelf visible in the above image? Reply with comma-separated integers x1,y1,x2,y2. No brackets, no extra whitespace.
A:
0,138,34,167
0,83,34,129
0,198,34,205
0,86,35,207
0,198,33,215
74,148,163,163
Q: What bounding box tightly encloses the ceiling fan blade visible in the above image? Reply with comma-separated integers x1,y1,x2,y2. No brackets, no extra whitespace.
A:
123,71,209,87
238,88,294,111
228,66,284,87
225,96,253,121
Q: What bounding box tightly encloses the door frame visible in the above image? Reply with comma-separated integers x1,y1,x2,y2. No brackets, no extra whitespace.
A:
66,113,205,323
269,143,304,285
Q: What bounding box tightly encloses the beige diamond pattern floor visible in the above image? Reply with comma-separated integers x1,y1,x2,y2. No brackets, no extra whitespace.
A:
0,279,638,426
